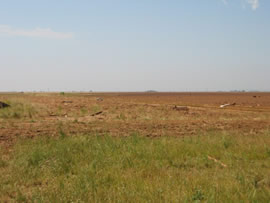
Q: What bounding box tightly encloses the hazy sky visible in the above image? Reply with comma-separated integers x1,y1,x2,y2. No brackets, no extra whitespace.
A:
0,0,269,92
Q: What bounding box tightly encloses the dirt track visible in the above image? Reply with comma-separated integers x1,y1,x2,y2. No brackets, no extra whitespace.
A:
0,92,270,147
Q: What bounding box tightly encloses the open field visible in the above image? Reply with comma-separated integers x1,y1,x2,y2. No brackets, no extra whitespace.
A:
1,92,270,201
1,92,270,145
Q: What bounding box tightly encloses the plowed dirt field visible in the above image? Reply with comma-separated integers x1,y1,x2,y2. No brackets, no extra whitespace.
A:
1,92,270,147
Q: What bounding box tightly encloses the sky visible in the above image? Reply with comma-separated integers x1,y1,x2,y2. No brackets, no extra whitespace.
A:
0,0,269,92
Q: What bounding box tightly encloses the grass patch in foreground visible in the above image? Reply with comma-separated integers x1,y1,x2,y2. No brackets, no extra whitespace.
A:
1,132,270,202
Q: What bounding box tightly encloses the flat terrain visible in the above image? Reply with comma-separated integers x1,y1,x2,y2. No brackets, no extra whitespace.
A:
1,92,270,201
0,92,270,146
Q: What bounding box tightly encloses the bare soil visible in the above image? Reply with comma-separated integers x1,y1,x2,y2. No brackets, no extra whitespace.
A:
1,92,270,147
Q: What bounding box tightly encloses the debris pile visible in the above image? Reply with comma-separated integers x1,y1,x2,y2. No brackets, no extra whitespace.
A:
62,101,73,104
172,105,189,111
0,101,10,109
220,103,236,108
96,97,103,102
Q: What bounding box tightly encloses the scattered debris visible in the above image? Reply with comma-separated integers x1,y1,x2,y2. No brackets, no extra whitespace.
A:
91,111,103,116
62,101,73,106
208,156,227,168
96,97,103,102
220,103,236,108
172,105,189,111
144,104,160,107
62,101,73,103
0,101,10,109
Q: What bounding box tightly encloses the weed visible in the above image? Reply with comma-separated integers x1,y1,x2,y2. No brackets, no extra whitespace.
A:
192,189,205,201
80,107,88,116
28,149,46,167
222,137,232,149
59,130,67,139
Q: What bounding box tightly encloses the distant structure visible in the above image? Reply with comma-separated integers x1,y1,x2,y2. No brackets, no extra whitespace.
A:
230,90,246,92
145,90,158,93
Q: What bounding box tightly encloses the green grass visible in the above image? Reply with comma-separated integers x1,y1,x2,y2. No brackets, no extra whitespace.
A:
1,132,270,202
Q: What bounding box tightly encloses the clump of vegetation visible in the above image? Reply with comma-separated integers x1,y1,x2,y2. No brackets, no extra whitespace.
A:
0,100,42,119
117,112,127,120
1,132,270,202
80,107,88,116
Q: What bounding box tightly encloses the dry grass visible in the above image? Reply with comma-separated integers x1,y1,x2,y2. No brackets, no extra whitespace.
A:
0,99,46,120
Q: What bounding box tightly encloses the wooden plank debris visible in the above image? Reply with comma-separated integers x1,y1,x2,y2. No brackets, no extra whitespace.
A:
208,156,227,168
220,103,236,108
91,111,103,116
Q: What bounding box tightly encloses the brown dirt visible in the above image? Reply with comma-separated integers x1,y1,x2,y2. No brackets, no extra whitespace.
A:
0,92,270,147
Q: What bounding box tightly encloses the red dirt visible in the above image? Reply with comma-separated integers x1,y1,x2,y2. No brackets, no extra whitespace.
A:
0,92,270,147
